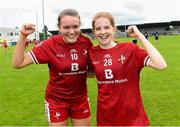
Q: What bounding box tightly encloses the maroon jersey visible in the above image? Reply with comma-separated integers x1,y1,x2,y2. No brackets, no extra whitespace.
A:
28,34,92,104
89,42,150,126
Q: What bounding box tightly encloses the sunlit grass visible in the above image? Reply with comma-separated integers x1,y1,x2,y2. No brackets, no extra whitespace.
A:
0,35,180,125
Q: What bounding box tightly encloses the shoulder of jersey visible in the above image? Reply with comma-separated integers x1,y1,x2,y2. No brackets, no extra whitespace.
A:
48,35,65,45
51,35,61,42
90,45,99,51
121,42,135,46
37,35,58,47
121,42,138,50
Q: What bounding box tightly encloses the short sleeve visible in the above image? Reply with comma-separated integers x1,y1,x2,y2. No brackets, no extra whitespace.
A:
28,40,50,64
135,46,150,70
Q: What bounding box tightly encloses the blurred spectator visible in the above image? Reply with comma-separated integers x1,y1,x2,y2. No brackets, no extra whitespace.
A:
144,32,149,40
154,32,159,43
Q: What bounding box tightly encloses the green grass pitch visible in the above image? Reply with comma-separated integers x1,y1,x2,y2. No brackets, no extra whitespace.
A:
0,35,180,125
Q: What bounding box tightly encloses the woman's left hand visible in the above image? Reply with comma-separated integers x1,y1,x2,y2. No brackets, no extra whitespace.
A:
127,25,142,38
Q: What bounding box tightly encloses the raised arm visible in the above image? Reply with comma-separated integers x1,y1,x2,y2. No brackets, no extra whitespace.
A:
12,23,35,69
127,26,167,70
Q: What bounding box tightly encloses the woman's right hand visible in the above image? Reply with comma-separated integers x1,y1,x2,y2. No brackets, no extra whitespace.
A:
20,23,36,37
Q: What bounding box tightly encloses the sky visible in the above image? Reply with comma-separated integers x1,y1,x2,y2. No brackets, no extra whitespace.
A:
0,0,180,31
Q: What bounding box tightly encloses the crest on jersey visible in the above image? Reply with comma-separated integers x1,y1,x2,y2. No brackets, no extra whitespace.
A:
104,54,112,59
54,112,61,119
83,49,87,56
118,54,126,64
70,49,78,53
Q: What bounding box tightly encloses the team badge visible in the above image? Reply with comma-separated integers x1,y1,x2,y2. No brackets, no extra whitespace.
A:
118,54,126,64
104,54,112,59
83,49,87,56
54,112,61,119
70,49,78,53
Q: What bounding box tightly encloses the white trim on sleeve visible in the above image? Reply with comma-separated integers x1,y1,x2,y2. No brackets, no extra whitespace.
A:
28,51,39,64
146,57,150,67
144,55,150,67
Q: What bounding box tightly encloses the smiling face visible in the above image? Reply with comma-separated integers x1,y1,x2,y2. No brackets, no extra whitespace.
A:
94,17,115,46
59,15,81,44
92,12,116,48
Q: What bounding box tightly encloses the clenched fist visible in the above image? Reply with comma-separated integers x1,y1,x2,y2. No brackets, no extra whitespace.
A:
126,25,142,38
20,23,36,37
